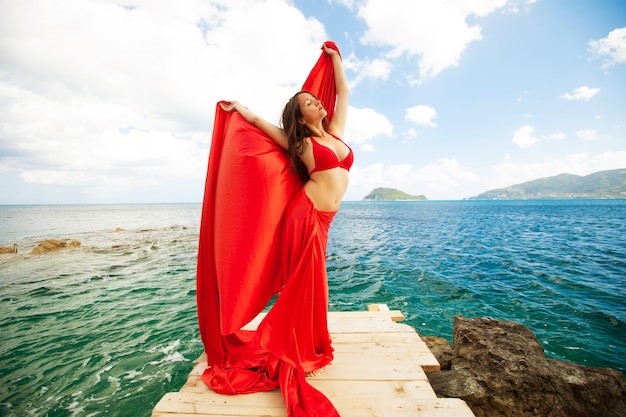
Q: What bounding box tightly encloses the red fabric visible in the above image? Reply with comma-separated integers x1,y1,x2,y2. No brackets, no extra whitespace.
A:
302,41,340,122
196,41,342,416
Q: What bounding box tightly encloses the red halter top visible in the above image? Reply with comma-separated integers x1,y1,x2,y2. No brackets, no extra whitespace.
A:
308,132,354,174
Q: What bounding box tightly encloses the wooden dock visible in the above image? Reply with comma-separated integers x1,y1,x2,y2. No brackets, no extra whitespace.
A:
151,304,475,416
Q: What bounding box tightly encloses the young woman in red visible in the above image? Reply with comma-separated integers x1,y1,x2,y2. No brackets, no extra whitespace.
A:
197,42,350,417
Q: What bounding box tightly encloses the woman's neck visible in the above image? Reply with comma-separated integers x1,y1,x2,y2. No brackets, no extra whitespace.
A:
306,122,325,138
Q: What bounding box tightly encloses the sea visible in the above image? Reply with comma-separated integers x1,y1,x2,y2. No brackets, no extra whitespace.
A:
0,200,624,417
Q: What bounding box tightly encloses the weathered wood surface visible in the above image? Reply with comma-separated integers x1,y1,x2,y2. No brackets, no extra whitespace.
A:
151,304,475,417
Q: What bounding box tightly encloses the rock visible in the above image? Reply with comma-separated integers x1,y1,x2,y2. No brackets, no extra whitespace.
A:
0,243,18,254
31,239,81,254
424,315,626,417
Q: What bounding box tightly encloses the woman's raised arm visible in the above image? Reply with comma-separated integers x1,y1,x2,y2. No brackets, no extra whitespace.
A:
325,45,349,139
220,101,289,150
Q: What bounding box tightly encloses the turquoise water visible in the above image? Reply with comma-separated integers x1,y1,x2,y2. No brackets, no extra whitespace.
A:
1,201,624,416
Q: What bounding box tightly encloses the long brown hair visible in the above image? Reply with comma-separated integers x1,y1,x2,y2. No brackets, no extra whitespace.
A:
281,90,328,183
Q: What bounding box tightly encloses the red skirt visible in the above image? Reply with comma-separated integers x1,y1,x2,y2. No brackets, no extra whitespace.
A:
201,189,339,416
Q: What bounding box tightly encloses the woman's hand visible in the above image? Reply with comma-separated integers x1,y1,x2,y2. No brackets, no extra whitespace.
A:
323,44,340,59
220,101,240,112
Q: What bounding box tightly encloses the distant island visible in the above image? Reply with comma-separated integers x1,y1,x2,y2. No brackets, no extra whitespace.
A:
469,168,626,200
363,187,427,201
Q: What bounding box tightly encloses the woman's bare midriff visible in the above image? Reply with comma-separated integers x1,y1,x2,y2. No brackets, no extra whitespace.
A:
304,169,350,212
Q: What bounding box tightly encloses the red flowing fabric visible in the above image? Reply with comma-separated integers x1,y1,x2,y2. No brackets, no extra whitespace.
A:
196,42,341,416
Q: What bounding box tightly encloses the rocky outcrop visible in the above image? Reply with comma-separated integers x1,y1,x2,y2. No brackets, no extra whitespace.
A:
423,316,626,417
31,239,81,255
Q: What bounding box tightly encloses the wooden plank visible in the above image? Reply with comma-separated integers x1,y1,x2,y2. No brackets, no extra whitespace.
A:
242,310,405,332
330,333,440,371
331,397,475,417
152,391,285,416
308,379,437,400
328,317,416,334
180,377,438,401
330,309,405,322
414,399,476,416
309,352,428,381
153,393,474,417
330,331,424,344
181,374,211,393
368,303,390,312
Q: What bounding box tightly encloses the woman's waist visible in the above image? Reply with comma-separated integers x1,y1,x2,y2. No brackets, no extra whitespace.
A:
303,177,348,212
306,173,348,195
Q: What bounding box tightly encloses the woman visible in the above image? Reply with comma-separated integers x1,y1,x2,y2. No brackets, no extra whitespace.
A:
197,42,349,417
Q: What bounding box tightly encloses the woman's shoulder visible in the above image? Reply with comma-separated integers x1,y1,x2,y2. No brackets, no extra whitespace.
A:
326,131,343,141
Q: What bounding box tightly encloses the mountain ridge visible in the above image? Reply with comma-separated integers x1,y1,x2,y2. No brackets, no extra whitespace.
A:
468,168,626,200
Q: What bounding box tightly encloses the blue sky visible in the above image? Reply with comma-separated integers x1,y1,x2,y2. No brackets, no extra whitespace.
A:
0,0,624,203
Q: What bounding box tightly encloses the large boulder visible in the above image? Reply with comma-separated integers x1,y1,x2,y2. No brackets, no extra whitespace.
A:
424,316,626,417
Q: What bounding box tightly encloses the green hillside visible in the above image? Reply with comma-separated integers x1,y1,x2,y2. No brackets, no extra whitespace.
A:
469,168,626,200
363,187,427,201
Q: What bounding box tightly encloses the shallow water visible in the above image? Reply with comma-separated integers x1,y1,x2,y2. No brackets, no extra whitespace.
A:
1,200,624,416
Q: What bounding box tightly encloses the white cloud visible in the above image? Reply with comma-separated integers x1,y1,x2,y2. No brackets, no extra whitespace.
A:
345,106,394,145
511,126,567,148
344,53,393,87
506,0,538,14
589,27,626,68
560,86,601,101
406,105,437,127
512,125,538,148
355,0,511,81
0,0,329,199
404,128,418,141
576,129,598,141
546,132,566,141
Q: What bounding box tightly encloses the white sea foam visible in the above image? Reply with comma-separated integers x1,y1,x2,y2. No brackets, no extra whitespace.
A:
94,365,113,383
66,400,83,416
165,352,186,363
124,370,142,379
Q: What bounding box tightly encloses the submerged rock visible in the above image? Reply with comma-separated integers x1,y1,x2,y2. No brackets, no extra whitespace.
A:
32,239,81,255
423,315,626,417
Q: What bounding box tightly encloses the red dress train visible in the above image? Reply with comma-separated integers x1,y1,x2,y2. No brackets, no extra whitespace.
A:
196,42,342,416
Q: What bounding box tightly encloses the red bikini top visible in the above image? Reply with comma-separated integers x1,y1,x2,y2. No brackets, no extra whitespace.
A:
308,132,354,174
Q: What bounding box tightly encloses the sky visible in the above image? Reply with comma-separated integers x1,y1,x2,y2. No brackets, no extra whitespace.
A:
0,0,625,204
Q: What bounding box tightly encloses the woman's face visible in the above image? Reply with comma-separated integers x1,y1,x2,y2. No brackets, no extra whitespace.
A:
297,92,327,125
